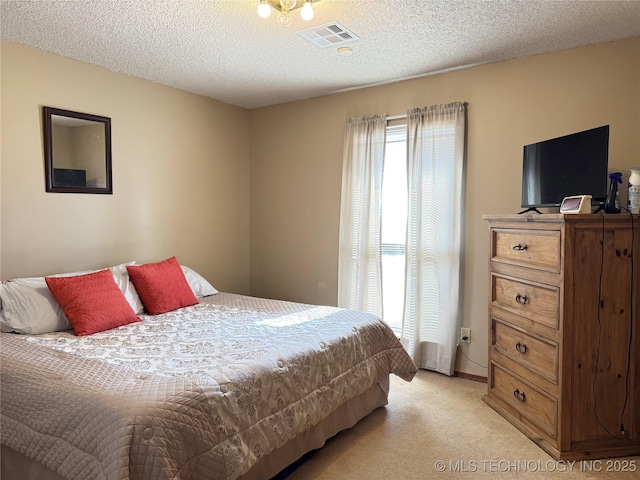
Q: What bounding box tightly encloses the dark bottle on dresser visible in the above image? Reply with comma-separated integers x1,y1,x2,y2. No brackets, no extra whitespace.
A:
605,171,622,213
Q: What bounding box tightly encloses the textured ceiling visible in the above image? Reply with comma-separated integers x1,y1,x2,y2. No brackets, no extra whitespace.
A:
2,0,639,109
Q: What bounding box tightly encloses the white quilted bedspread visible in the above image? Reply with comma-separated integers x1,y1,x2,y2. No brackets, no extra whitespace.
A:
1,293,416,480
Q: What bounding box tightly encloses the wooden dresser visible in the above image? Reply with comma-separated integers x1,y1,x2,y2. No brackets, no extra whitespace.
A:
483,213,640,460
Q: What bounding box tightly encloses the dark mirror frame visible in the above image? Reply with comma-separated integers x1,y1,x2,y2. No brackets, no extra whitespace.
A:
43,106,113,194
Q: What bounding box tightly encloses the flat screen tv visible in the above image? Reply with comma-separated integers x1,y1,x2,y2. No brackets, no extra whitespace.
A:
520,125,609,211
53,168,87,188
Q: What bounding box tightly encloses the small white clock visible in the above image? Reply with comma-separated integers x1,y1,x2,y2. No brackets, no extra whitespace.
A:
560,195,592,214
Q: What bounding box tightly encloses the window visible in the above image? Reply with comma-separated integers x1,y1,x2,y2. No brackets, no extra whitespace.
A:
381,124,407,335
339,103,467,374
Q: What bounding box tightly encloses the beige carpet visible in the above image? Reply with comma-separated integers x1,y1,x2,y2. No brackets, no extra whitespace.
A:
285,370,640,479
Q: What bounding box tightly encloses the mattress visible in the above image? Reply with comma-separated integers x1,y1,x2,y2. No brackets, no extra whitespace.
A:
1,293,416,480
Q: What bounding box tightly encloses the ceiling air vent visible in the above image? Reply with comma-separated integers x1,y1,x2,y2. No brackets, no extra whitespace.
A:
296,22,360,49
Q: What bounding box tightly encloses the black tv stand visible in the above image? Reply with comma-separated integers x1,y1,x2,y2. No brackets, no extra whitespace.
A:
518,207,542,214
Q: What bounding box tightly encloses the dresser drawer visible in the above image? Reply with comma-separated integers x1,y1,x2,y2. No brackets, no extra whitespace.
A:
491,228,561,273
491,274,559,329
492,318,559,384
490,363,557,438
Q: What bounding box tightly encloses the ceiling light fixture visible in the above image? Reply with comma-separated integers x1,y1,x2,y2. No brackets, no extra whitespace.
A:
257,0,272,18
300,1,314,21
257,0,319,27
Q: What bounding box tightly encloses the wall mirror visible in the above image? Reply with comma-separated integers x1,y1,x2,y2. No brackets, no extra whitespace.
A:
43,106,112,194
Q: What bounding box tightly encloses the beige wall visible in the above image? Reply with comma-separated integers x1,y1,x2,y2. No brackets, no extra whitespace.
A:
71,123,107,187
250,38,640,377
0,40,251,294
51,124,75,168
2,38,638,376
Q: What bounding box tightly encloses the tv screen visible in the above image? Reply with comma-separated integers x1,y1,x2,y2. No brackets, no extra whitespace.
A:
521,125,609,210
53,168,87,188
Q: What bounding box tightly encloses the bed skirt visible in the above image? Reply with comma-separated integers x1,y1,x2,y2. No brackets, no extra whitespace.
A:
1,377,390,480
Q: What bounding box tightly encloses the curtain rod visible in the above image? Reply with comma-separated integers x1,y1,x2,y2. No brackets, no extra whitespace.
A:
387,114,407,121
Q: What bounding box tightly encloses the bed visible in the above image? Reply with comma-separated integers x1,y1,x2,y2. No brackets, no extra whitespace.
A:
0,260,416,480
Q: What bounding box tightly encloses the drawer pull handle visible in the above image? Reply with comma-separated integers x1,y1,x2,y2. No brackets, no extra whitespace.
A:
515,294,529,305
512,244,528,251
513,389,526,402
515,342,528,354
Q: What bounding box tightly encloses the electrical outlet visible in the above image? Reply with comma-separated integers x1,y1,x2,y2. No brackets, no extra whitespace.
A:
461,327,471,343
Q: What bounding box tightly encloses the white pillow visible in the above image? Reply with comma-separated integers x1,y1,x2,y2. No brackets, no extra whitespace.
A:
0,277,70,334
181,265,218,298
111,263,145,314
0,262,143,334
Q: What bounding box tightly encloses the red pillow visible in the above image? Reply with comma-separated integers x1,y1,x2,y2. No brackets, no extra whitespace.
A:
126,257,198,315
45,269,141,336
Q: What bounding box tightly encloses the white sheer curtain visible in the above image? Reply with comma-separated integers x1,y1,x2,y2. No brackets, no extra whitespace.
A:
401,102,467,375
337,115,387,316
